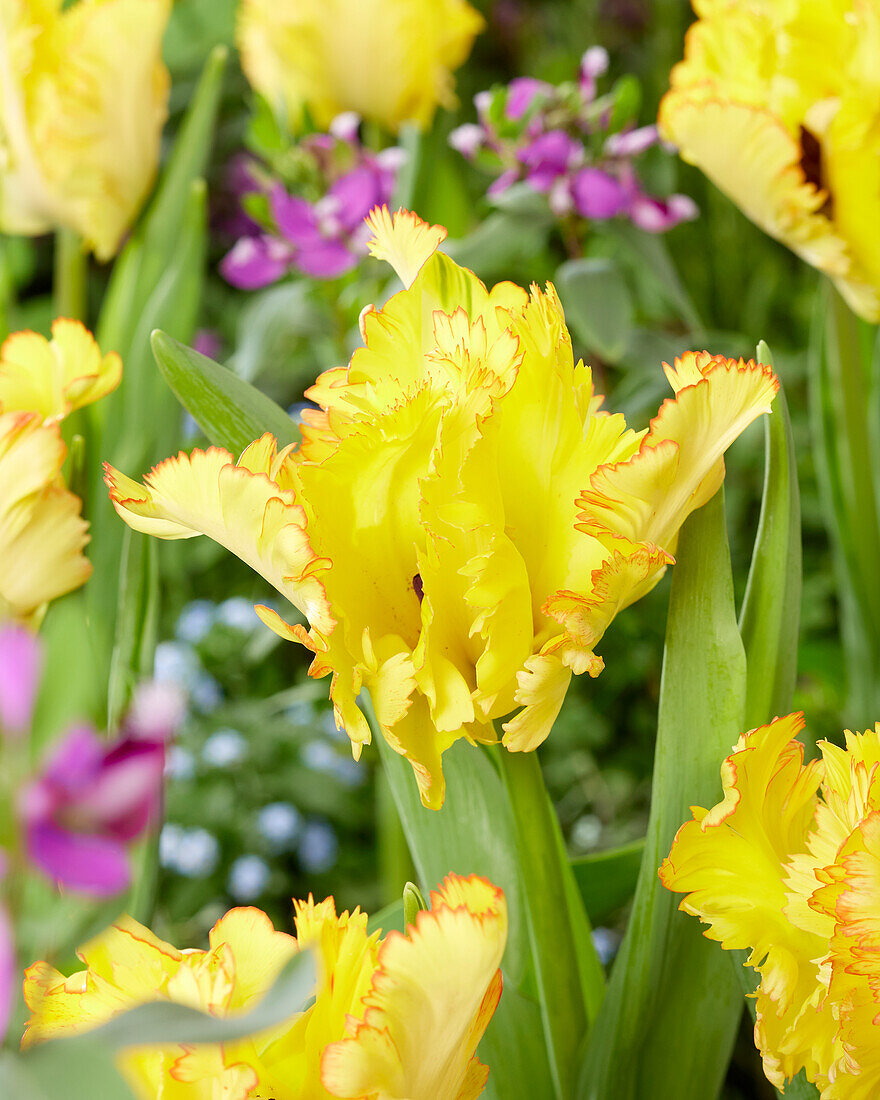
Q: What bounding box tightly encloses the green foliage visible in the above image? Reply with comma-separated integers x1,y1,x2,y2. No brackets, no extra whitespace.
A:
579,491,747,1100
555,257,635,363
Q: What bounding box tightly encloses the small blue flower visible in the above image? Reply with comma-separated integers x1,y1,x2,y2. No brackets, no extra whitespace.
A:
160,825,220,878
298,819,338,873
190,673,224,714
591,927,622,967
153,641,200,688
257,802,302,850
216,597,259,632
164,745,196,781
202,728,248,767
175,600,216,644
227,854,271,901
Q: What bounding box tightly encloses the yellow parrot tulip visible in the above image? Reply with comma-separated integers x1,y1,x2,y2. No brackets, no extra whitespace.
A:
106,207,778,807
236,0,484,132
24,874,508,1100
662,713,880,1098
660,0,880,321
0,319,121,623
0,0,171,260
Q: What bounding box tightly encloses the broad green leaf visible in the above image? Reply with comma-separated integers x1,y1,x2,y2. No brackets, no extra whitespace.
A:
106,512,159,731
498,749,602,1100
366,898,405,936
229,280,330,384
0,1043,134,1100
579,490,746,1100
739,345,801,728
375,732,553,1100
445,210,552,281
571,838,645,926
91,949,315,1048
555,257,634,363
151,331,299,455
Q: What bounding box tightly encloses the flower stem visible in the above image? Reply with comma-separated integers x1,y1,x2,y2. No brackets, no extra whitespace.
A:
498,745,602,1100
809,284,880,719
53,228,87,322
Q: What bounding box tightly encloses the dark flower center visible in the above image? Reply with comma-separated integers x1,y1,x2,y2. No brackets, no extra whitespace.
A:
799,126,834,219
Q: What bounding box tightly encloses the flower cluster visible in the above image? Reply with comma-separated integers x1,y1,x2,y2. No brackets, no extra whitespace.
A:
24,873,507,1100
107,206,777,808
0,319,121,625
661,714,880,1098
660,0,880,321
221,116,406,288
237,0,484,134
0,0,170,259
450,48,697,232
0,626,180,1043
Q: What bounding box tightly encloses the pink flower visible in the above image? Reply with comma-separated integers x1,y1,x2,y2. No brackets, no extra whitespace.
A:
21,725,166,896
518,130,582,191
0,626,40,737
570,166,629,219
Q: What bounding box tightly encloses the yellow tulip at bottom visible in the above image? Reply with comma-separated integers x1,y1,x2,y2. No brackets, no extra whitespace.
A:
661,714,880,1099
23,873,507,1100
106,206,778,808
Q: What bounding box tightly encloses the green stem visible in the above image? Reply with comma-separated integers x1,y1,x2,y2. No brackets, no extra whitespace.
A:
815,285,880,717
498,747,597,1100
53,228,88,322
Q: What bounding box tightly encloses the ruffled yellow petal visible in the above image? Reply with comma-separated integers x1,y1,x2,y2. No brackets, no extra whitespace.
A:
659,1,880,320
237,0,483,133
0,0,171,260
104,438,334,643
0,319,121,421
366,206,448,289
0,410,90,623
321,874,507,1100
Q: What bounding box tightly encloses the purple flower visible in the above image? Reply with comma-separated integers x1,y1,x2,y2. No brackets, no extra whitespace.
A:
506,76,552,121
518,130,582,191
192,329,222,362
0,626,40,737
21,726,166,895
605,125,659,158
580,46,609,102
220,235,293,289
487,167,520,197
628,192,698,232
449,123,485,159
571,166,629,219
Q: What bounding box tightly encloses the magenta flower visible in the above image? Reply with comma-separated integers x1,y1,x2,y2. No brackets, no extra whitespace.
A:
570,166,629,219
221,118,405,289
506,76,552,121
21,726,166,895
518,130,582,191
0,626,40,737
628,192,698,232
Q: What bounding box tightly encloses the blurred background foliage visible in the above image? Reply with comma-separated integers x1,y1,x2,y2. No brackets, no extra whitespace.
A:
3,2,842,1095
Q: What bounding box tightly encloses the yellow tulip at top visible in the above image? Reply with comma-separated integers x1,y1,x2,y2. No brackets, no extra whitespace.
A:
660,0,880,321
24,873,508,1100
0,0,171,260
0,319,121,623
661,714,880,1098
106,207,778,808
236,0,484,132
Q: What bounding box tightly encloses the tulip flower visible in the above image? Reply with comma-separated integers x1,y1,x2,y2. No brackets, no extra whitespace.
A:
661,713,880,1098
0,320,121,624
236,0,484,133
0,0,171,260
106,207,777,807
0,319,122,423
660,0,880,321
21,725,166,895
24,873,508,1100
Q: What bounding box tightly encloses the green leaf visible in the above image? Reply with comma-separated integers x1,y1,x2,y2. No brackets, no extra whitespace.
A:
151,331,299,455
374,731,554,1100
571,838,645,926
739,346,801,728
229,280,330,384
579,490,746,1100
366,897,405,936
0,1043,135,1100
444,210,553,282
91,949,315,1048
555,257,634,363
